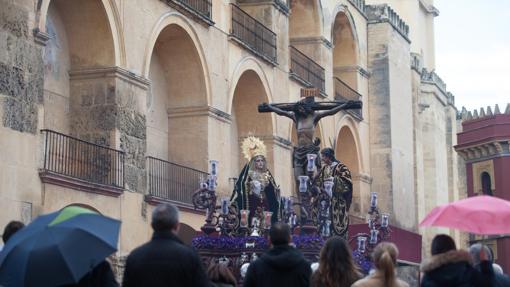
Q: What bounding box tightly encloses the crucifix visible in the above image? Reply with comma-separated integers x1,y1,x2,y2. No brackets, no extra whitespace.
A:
258,88,362,182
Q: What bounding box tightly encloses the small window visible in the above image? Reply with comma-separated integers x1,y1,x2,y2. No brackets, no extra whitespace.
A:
481,172,493,196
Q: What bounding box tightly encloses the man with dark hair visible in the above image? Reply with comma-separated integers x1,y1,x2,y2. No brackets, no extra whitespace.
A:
243,222,311,287
2,220,24,244
123,203,209,287
469,243,510,287
312,147,353,239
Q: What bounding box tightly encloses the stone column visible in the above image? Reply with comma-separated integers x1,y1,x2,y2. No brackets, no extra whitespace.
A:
69,67,150,193
366,4,416,230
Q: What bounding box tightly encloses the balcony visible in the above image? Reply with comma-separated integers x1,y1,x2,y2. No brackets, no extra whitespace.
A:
39,130,125,196
146,156,208,211
230,4,277,65
334,77,363,120
163,0,214,26
289,46,325,94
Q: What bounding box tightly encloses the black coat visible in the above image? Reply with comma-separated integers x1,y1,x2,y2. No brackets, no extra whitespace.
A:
63,261,118,287
420,250,483,287
243,245,311,287
477,261,510,287
122,231,209,287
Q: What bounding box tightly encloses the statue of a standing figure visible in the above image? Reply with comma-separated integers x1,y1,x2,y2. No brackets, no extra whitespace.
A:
313,148,353,239
230,137,281,229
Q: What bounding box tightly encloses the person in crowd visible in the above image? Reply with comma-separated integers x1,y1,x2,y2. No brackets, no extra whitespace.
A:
63,260,118,287
207,262,237,287
352,242,409,287
2,220,25,244
469,243,510,287
122,203,209,287
420,234,482,287
243,222,311,287
311,236,361,287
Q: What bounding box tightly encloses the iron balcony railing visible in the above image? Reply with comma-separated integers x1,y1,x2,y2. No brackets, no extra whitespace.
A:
334,77,363,119
165,0,213,23
289,46,325,93
231,4,277,63
41,129,125,188
147,156,208,207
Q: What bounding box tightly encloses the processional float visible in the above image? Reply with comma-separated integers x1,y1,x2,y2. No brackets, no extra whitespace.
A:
190,88,390,279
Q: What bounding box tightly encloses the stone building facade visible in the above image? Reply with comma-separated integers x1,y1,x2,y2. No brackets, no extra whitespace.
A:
0,0,461,266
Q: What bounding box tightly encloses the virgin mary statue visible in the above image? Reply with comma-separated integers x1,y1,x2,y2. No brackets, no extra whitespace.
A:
230,136,281,228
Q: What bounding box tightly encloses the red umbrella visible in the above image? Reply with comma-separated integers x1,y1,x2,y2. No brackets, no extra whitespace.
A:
419,195,510,235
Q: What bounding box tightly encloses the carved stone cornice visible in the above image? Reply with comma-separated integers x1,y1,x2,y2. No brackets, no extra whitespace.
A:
167,106,232,124
334,65,371,79
419,0,439,17
69,67,151,90
39,170,124,197
455,140,510,163
290,36,333,49
238,134,293,150
366,4,410,42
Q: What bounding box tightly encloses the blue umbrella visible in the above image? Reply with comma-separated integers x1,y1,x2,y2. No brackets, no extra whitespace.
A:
0,206,121,287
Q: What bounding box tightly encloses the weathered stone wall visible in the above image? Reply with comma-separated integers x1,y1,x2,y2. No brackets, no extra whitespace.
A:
0,0,43,134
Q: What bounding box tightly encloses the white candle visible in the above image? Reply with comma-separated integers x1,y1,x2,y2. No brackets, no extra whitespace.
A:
381,213,389,228
306,154,317,172
357,237,367,253
209,160,219,176
207,175,217,191
323,179,334,197
221,197,229,215
370,192,378,208
298,176,309,193
370,229,379,244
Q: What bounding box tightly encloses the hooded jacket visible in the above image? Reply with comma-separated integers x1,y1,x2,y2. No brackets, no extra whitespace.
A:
420,249,483,287
243,245,311,287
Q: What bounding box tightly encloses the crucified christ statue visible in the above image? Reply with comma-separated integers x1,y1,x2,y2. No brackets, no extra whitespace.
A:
258,88,362,182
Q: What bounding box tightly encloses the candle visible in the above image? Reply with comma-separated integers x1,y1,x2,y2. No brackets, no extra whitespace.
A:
240,209,250,228
298,176,309,193
370,229,379,244
264,211,273,229
370,192,378,209
381,213,389,228
207,175,217,191
368,218,373,229
221,197,229,215
323,179,334,197
357,237,367,253
306,154,317,172
209,160,219,176
252,180,261,195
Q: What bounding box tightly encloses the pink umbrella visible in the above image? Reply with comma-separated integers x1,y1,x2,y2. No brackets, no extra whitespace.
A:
419,195,510,235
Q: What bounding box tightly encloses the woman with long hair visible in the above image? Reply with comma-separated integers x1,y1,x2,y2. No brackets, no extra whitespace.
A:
352,242,409,287
311,236,361,287
207,262,237,287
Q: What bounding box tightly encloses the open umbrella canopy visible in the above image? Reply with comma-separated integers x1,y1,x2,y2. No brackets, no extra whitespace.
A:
0,206,121,287
419,195,510,235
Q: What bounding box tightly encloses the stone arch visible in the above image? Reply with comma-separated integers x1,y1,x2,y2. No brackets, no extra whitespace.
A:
331,5,360,90
335,116,363,213
230,70,275,173
143,12,211,107
39,0,121,68
289,0,324,38
41,0,120,136
145,18,210,170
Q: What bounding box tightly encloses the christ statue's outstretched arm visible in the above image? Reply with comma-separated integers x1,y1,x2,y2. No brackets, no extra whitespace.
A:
260,103,296,123
314,101,358,124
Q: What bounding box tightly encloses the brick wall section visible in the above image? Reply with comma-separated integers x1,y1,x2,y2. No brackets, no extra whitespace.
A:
0,1,43,133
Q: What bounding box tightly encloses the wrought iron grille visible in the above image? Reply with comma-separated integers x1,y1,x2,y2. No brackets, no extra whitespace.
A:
168,0,212,20
41,129,125,188
231,4,277,63
147,156,208,206
334,77,363,119
289,46,325,93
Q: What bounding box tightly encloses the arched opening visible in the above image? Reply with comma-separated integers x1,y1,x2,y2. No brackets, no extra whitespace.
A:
230,70,274,174
335,126,361,214
481,172,493,196
43,0,116,135
146,24,208,170
332,11,359,90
